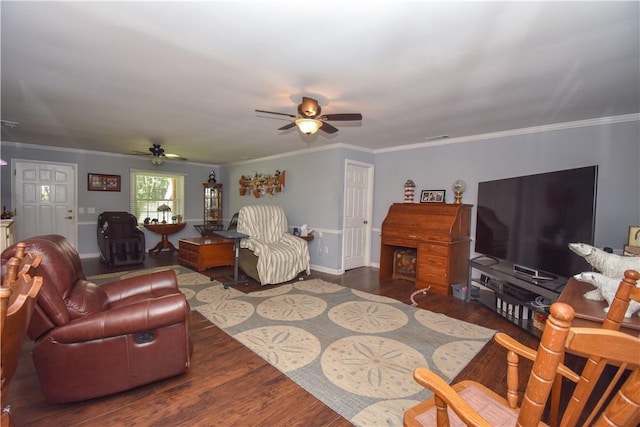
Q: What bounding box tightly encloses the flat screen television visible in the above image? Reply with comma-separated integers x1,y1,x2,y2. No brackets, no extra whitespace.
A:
475,165,598,280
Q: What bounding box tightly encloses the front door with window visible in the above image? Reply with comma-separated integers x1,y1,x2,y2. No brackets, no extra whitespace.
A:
13,161,77,245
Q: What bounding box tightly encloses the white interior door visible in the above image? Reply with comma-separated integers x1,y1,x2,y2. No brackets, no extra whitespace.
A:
343,161,373,270
13,161,77,246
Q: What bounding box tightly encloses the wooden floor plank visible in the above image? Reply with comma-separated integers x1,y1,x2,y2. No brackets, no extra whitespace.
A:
6,254,541,426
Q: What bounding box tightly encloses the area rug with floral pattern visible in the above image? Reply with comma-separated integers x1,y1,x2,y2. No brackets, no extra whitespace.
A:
195,278,495,427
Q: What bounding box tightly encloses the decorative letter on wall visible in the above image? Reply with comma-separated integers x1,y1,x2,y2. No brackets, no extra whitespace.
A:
239,170,286,198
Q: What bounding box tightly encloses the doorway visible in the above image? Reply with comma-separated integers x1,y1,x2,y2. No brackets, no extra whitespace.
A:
12,160,77,246
342,160,373,271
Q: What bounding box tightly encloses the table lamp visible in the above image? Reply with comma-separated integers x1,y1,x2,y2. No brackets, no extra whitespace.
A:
452,180,467,204
157,204,172,223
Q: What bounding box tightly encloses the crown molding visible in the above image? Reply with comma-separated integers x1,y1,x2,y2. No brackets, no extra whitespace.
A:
0,141,218,167
3,114,637,165
374,113,640,154
227,142,374,166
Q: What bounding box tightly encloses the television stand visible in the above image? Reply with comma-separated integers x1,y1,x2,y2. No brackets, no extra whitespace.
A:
469,258,566,337
513,264,556,282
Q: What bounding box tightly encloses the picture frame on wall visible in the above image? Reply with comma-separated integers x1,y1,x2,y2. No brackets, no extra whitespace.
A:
420,189,446,203
88,173,121,192
628,226,640,247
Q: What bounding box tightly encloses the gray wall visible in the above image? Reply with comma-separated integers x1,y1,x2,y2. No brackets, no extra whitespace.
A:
221,145,375,272
372,119,640,264
0,143,219,255
1,118,638,272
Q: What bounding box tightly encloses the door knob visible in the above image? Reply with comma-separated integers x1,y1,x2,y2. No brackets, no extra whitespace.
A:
364,220,368,224
65,216,73,219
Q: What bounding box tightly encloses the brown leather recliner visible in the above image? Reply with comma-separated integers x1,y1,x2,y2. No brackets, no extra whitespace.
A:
0,234,192,403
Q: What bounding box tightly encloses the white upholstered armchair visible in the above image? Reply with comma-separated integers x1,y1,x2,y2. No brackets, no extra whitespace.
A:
237,205,310,285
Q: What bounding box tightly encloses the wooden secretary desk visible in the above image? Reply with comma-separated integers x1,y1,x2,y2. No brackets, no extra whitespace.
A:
380,203,472,296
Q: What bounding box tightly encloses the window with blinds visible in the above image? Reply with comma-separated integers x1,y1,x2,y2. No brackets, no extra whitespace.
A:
130,170,185,223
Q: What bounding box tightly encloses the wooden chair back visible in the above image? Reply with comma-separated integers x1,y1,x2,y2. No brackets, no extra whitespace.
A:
558,269,640,426
405,269,640,427
505,269,640,427
498,270,640,427
1,248,43,427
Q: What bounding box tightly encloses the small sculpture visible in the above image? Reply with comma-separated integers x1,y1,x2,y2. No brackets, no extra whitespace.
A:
1,206,11,219
569,243,640,278
404,180,416,203
452,179,467,204
574,271,640,317
570,242,640,315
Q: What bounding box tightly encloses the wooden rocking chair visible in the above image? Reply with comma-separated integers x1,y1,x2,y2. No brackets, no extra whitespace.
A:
404,269,640,427
1,246,44,427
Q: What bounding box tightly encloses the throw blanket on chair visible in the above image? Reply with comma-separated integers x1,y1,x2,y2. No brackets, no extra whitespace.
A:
237,205,311,285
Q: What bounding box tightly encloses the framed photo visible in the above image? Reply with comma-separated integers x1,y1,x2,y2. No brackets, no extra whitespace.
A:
628,226,640,247
88,173,121,192
420,189,446,203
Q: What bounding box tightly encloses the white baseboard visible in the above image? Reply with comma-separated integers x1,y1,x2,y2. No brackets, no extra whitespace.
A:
309,264,343,275
80,252,101,259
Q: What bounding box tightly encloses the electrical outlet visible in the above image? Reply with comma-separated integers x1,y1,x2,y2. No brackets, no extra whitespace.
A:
78,207,85,214
87,207,95,214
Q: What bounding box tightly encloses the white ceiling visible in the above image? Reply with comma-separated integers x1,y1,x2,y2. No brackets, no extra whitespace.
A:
1,1,638,165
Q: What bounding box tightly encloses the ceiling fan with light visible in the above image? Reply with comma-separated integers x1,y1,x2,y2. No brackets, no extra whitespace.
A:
132,142,187,165
255,96,362,135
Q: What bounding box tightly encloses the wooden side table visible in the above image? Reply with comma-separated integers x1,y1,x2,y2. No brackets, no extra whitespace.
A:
557,278,640,335
300,233,314,242
144,222,187,254
177,237,234,271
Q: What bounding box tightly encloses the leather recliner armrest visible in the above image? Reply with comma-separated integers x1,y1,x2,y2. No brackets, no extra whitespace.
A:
101,269,179,303
45,293,188,343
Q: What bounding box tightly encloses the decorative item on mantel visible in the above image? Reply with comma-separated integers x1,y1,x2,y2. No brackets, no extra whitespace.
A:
208,171,217,185
404,180,416,202
452,179,467,204
1,206,14,219
239,170,286,198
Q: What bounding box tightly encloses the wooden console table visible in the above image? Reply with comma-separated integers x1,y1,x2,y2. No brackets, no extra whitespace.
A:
177,237,234,271
557,278,640,336
144,222,187,254
380,203,472,296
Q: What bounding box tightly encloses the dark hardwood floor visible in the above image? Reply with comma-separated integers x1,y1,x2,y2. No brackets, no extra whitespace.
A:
8,253,541,426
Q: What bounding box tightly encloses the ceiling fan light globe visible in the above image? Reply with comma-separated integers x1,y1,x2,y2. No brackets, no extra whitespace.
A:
150,156,163,165
295,118,322,135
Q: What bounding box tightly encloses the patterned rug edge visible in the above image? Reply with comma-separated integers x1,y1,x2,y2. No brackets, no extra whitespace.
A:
195,279,496,426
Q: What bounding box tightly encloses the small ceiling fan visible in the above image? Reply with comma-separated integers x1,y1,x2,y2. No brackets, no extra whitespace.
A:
132,142,187,165
255,96,362,135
